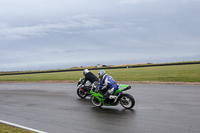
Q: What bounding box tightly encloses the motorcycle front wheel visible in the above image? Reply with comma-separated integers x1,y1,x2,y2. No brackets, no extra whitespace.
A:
120,94,135,109
77,88,87,98
91,96,103,107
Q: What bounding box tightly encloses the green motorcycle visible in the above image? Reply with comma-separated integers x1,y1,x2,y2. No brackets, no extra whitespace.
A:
90,81,135,109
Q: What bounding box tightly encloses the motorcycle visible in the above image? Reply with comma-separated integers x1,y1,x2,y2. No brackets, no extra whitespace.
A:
77,78,92,98
90,81,135,109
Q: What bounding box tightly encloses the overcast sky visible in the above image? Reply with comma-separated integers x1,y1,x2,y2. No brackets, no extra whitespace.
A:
1,0,200,71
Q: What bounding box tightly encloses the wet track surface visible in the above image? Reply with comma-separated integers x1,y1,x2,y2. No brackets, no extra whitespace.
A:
0,83,200,133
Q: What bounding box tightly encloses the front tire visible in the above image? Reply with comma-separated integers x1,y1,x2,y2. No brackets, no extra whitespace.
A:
77,88,87,98
91,96,103,107
120,94,135,109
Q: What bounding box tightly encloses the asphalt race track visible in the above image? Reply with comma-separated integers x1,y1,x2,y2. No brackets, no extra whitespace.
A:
0,83,200,133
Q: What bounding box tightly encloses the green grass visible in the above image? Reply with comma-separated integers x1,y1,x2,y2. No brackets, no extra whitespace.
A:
0,64,200,82
107,64,200,82
0,123,35,133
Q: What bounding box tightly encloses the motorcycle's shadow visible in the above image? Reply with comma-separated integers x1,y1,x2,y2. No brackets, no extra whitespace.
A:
91,106,135,115
76,97,92,104
77,97,135,115
90,104,136,126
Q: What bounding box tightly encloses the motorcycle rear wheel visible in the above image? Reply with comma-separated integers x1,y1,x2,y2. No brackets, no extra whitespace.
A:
91,96,103,107
77,88,87,98
120,94,135,109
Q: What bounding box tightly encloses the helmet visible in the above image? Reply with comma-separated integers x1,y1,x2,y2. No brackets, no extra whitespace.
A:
83,69,89,76
98,70,106,78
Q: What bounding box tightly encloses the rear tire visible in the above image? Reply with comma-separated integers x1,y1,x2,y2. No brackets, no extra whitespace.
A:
91,96,103,107
120,94,135,109
77,88,87,98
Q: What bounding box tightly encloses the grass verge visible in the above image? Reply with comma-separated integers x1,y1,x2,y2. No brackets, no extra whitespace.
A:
0,123,35,133
0,64,200,82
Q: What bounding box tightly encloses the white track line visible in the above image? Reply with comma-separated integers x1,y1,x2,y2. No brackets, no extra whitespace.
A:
0,120,47,133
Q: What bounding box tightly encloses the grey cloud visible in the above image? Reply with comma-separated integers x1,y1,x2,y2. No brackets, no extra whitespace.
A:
118,0,156,4
1,0,200,71
0,15,107,40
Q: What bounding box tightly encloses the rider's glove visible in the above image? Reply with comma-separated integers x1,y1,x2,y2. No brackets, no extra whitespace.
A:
101,86,107,91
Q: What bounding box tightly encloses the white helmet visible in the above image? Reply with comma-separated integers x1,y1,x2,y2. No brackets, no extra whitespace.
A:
83,69,89,76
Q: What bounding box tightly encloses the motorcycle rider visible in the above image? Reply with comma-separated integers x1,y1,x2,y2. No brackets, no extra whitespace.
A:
98,70,118,103
78,69,99,88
